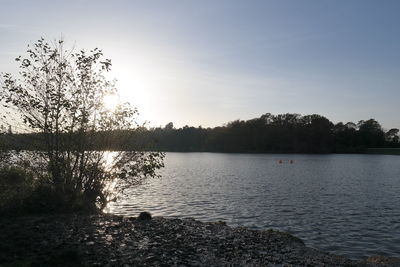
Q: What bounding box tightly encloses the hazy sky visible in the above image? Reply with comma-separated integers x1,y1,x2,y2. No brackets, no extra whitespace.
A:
1,0,399,129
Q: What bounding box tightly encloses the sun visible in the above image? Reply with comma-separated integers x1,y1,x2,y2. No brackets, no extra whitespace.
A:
103,94,119,111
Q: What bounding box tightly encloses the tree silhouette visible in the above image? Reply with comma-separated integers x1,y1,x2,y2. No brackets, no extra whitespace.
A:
0,38,164,212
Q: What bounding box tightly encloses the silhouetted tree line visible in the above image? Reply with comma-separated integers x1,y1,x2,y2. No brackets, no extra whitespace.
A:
2,113,399,154
139,114,399,153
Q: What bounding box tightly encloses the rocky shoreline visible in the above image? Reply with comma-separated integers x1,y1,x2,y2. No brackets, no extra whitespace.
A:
0,214,398,266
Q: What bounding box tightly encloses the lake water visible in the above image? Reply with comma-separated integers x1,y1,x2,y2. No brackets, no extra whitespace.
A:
108,153,400,259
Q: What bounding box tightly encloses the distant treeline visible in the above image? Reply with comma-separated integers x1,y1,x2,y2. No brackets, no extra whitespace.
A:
1,113,399,153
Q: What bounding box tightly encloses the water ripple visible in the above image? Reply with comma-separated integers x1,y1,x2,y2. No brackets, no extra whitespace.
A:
109,153,400,259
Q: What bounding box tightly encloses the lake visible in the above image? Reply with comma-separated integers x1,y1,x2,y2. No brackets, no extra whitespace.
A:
108,152,400,259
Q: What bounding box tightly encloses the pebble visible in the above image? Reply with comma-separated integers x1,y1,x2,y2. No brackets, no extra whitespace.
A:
0,214,397,266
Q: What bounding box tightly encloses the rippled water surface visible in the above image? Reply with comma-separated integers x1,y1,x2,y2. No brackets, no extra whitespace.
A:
109,153,400,259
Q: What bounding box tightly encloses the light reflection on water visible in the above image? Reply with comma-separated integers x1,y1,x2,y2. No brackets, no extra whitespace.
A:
108,152,400,259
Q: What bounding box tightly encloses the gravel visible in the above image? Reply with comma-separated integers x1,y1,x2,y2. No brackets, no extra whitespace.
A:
0,214,398,266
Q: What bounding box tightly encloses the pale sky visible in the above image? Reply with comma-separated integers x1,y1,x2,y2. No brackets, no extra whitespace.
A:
1,0,399,129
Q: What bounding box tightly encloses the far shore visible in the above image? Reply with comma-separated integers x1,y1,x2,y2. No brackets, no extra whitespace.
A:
1,214,399,266
365,148,400,155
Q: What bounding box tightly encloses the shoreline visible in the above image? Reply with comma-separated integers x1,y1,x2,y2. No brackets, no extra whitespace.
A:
1,214,399,266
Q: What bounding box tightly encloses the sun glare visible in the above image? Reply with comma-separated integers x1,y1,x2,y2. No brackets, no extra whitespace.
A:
103,94,119,111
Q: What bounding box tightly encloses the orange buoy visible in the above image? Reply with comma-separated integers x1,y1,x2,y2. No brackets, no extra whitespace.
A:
278,160,283,164
289,160,294,164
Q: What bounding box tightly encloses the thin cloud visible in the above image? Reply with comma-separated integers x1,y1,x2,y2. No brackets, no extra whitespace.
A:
0,24,17,29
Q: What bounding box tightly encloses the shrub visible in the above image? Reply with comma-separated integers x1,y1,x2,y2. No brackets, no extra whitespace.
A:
0,166,34,214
